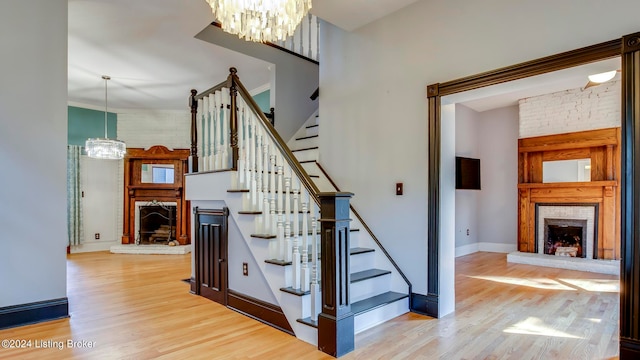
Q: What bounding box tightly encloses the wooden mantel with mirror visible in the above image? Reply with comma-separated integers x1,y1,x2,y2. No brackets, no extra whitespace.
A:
121,145,190,245
517,127,620,260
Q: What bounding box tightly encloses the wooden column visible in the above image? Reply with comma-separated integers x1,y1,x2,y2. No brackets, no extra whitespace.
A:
317,192,354,357
620,31,640,358
189,89,198,173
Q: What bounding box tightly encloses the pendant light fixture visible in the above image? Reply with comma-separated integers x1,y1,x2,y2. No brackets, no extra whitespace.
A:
85,75,126,159
204,0,312,43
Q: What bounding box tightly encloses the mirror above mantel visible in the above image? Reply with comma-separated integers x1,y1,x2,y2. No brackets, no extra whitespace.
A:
542,158,591,183
141,163,175,184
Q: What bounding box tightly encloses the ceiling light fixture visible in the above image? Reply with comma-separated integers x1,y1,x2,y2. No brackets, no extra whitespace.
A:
85,75,126,160
205,0,312,43
587,70,617,84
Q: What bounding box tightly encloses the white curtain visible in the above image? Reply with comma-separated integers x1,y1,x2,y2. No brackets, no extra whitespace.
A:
67,145,83,246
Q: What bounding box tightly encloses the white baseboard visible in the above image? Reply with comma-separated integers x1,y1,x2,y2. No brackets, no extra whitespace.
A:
455,243,479,257
456,242,517,257
71,240,118,253
478,242,517,253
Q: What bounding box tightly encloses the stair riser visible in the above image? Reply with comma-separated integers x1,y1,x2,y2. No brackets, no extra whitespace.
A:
350,251,376,273
354,297,409,334
292,136,318,149
291,148,319,162
350,274,391,303
305,126,319,137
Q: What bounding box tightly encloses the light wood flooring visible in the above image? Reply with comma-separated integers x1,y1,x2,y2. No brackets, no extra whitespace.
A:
0,252,619,359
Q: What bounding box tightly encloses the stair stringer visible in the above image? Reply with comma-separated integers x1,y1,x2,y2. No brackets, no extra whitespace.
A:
185,171,318,345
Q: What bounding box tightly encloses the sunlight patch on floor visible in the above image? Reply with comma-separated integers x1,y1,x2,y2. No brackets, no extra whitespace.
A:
558,278,619,293
503,317,583,339
468,275,576,291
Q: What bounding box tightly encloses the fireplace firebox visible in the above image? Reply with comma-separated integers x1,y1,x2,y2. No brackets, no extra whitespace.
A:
543,218,587,258
138,204,177,244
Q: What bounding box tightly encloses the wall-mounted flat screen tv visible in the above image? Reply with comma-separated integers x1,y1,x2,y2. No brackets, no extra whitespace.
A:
456,156,481,190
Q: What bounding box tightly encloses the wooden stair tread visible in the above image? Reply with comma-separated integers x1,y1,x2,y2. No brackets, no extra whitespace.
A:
351,269,391,283
227,189,250,193
297,317,318,328
350,247,375,255
238,210,262,215
297,292,408,328
299,160,316,164
295,135,319,141
291,146,319,152
280,286,310,296
351,291,408,316
266,247,374,267
252,228,360,239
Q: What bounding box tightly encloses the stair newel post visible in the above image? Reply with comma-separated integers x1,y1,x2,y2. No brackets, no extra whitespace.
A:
301,200,310,292
189,89,199,173
229,68,238,170
284,177,292,262
292,186,301,290
317,192,354,357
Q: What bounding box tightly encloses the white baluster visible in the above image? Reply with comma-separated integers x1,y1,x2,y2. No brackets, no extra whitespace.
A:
277,165,284,217
300,201,310,292
307,14,313,59
310,266,321,321
277,216,285,260
197,98,205,171
208,91,218,170
269,154,276,197
262,139,269,198
263,196,270,235
221,87,230,168
270,198,277,237
237,104,245,187
284,223,292,263
284,178,292,262
256,134,263,211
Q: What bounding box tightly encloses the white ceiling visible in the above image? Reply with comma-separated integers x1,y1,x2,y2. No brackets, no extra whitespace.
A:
68,0,419,111
68,0,621,113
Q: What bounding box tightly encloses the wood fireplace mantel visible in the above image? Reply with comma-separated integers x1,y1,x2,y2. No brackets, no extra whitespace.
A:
517,128,620,260
121,145,191,245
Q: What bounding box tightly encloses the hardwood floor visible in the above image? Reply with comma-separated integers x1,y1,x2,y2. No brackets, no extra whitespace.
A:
0,252,618,359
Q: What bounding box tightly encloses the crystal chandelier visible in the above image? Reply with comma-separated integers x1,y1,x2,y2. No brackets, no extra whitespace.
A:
85,75,126,160
205,0,312,43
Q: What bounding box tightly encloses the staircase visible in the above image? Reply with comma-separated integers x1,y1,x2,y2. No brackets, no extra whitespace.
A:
287,111,410,333
185,70,410,354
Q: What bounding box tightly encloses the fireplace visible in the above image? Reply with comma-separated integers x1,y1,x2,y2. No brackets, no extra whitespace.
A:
543,218,587,257
536,204,596,259
135,201,177,245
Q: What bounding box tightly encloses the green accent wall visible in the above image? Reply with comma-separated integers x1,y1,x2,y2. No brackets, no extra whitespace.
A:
253,90,271,114
68,106,117,146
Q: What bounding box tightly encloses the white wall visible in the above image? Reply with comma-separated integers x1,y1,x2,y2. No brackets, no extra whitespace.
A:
519,81,621,138
477,106,519,248
319,0,639,298
71,156,120,253
0,0,67,307
454,104,480,249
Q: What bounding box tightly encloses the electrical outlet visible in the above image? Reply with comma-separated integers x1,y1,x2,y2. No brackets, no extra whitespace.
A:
94,233,100,240
466,229,470,236
242,262,248,276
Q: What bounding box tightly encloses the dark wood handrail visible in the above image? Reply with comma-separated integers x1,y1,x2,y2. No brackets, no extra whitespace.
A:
195,78,230,101
230,69,320,206
314,162,413,303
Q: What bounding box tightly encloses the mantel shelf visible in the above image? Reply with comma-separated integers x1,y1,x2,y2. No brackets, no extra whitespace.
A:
518,180,617,189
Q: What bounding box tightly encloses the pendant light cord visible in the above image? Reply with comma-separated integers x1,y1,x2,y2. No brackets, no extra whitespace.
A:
103,75,110,139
